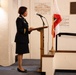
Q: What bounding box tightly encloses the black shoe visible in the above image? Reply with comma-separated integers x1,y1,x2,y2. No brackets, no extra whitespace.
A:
17,68,27,73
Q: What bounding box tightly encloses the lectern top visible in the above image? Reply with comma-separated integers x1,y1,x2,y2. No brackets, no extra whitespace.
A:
32,26,48,31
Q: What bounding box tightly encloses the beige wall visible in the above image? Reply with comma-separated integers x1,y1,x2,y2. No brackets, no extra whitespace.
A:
8,0,18,65
57,0,76,50
42,53,76,75
0,0,76,66
0,0,19,66
42,57,54,75
27,0,52,59
54,53,76,69
0,0,9,66
25,0,76,58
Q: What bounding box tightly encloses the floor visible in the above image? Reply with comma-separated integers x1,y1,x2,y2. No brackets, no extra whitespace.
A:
0,59,75,75
0,59,44,75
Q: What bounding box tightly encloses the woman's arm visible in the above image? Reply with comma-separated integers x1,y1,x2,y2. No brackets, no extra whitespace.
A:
28,27,34,34
16,18,24,34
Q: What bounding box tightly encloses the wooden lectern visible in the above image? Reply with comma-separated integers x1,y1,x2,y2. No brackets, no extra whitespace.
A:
33,26,48,71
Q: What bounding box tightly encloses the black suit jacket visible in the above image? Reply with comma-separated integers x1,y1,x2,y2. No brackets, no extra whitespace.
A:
15,15,30,44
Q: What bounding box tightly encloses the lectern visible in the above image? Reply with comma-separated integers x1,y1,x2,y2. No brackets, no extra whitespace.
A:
33,26,48,71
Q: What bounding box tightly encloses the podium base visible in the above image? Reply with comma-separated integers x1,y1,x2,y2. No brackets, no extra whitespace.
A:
37,67,42,72
48,48,55,55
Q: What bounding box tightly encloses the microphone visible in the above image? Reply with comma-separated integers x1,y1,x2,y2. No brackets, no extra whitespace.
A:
36,13,45,18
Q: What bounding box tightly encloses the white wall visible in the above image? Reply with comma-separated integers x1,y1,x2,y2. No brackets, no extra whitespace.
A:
42,53,76,75
26,0,76,58
0,0,76,66
0,0,10,66
8,0,18,65
57,0,76,50
19,0,52,59
42,57,54,75
0,0,20,66
11,0,76,59
54,53,76,69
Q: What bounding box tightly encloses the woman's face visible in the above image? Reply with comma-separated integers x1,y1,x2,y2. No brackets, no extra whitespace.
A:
23,10,28,17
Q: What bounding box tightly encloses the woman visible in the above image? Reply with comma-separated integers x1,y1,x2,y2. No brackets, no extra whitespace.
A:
15,6,33,73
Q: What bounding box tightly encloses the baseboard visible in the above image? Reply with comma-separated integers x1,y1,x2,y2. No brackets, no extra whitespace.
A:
39,72,46,75
54,69,76,75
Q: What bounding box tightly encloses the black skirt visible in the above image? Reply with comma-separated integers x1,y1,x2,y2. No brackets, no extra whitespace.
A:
16,43,29,54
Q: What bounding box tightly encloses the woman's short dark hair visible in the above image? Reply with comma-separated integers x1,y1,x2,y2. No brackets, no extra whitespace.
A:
18,6,27,15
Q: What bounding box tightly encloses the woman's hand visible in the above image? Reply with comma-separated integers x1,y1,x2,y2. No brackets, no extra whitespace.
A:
28,27,34,32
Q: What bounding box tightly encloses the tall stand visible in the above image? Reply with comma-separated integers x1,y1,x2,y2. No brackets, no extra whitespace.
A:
32,26,48,72
40,28,44,71
40,17,45,71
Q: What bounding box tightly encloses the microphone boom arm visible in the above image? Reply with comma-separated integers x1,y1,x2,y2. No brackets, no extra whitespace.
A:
36,13,45,26
40,17,45,26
